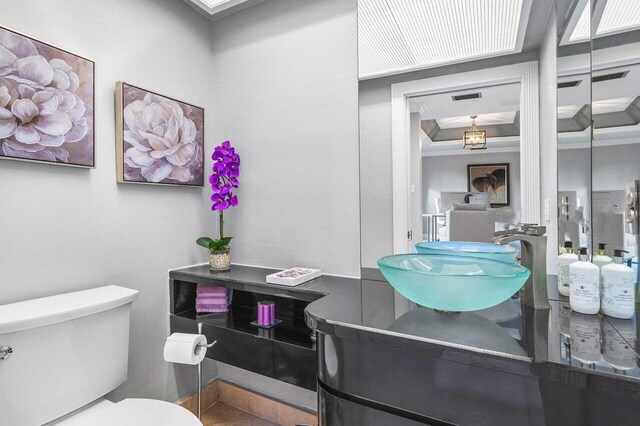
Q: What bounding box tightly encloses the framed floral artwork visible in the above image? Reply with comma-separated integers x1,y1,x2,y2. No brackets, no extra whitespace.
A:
0,26,95,167
467,163,510,207
115,82,204,186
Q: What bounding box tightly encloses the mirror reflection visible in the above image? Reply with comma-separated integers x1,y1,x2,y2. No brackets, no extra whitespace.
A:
591,0,640,278
556,0,640,299
413,83,522,244
556,0,593,296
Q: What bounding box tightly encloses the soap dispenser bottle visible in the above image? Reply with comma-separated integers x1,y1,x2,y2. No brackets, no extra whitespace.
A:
558,241,578,297
592,243,612,271
600,249,635,319
570,247,600,314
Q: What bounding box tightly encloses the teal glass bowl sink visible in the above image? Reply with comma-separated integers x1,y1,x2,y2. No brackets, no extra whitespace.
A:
415,241,518,264
377,254,531,312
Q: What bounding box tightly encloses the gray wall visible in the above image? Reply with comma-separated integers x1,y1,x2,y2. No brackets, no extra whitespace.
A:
211,0,360,278
558,148,591,214
539,6,559,273
359,51,538,268
210,0,359,409
0,0,217,403
422,151,522,216
592,144,640,191
560,144,640,193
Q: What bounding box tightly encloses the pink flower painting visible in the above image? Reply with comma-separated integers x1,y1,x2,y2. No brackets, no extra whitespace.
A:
116,82,204,186
0,26,94,167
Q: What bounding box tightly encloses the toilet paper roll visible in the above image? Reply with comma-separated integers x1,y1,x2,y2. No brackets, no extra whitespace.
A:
163,333,207,365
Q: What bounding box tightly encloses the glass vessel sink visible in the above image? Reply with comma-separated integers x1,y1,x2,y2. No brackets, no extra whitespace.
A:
377,254,531,312
415,241,518,264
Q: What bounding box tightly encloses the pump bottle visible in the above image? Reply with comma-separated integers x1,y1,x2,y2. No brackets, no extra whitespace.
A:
558,241,578,297
601,249,635,319
570,247,600,314
592,243,612,271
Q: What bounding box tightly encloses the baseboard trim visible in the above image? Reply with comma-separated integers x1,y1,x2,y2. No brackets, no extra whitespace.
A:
177,379,318,425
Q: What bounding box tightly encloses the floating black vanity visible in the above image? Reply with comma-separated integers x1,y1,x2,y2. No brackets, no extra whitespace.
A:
170,265,640,425
169,264,360,392
314,275,640,426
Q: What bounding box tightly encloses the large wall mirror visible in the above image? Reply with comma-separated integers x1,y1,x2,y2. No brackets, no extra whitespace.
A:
355,0,556,348
358,0,552,279
557,0,640,289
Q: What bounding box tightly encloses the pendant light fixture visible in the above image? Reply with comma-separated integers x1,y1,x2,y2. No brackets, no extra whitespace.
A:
463,115,487,150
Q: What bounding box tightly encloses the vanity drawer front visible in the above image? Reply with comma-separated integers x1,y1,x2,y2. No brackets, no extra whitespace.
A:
318,384,432,426
200,322,275,376
273,341,317,391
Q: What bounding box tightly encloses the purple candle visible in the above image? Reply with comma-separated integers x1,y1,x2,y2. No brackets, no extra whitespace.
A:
257,302,267,325
267,302,275,324
258,301,276,326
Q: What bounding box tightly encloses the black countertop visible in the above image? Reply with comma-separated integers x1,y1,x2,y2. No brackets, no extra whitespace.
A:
170,264,640,384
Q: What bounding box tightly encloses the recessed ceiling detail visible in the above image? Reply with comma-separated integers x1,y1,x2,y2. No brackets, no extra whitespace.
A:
558,97,640,133
358,0,531,79
437,112,518,129
423,112,520,142
185,0,262,20
200,0,232,8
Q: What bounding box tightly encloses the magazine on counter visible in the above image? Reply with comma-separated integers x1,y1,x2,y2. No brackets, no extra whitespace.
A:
266,267,322,286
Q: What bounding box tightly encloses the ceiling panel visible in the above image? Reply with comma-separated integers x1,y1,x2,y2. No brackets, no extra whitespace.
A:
410,82,521,119
358,0,531,79
567,0,640,44
598,0,640,36
437,111,518,129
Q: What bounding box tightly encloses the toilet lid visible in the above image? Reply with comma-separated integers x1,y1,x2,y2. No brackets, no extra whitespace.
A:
60,398,202,426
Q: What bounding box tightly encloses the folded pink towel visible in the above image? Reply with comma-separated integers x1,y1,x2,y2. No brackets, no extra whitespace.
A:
197,286,227,295
196,303,228,313
198,295,227,303
196,284,229,313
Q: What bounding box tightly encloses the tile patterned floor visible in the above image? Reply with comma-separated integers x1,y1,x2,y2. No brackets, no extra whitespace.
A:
201,402,277,425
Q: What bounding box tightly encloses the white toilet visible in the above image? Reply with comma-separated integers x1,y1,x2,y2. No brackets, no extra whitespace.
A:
0,285,202,426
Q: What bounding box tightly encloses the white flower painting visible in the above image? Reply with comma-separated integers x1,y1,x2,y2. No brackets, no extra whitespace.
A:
0,26,94,166
116,82,204,186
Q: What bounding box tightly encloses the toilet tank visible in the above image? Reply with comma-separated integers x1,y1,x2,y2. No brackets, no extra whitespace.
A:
0,285,139,426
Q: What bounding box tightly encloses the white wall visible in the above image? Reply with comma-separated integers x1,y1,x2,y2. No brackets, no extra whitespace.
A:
409,113,422,244
210,0,359,409
422,151,522,216
0,0,217,403
211,0,360,278
539,6,558,274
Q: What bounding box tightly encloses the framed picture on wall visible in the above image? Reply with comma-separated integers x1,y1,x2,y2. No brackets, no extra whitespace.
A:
115,82,204,186
0,26,95,167
467,163,510,207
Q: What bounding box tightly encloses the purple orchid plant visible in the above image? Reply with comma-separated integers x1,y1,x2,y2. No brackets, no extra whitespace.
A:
197,140,240,251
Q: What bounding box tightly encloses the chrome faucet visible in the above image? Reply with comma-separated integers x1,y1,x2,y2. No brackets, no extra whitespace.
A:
493,224,550,310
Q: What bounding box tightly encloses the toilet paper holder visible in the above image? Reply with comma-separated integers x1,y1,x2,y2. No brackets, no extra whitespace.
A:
196,322,217,420
197,340,217,349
